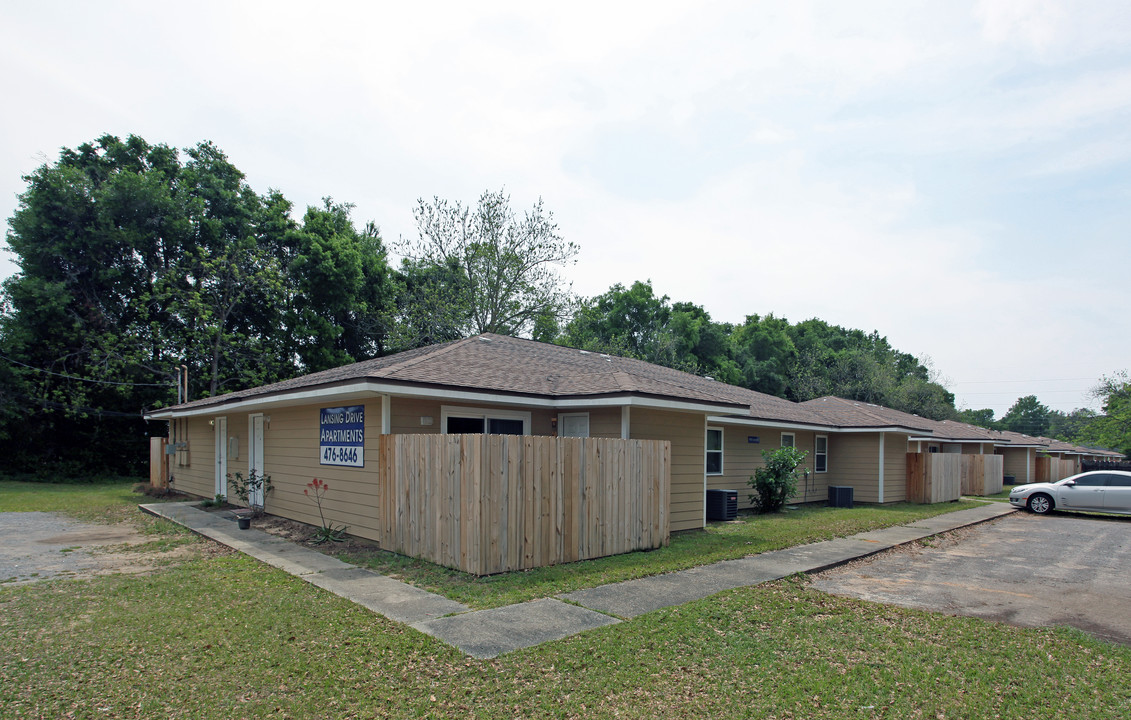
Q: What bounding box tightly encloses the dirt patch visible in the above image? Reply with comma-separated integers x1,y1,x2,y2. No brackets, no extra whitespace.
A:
254,513,379,555
195,501,379,555
1,511,230,586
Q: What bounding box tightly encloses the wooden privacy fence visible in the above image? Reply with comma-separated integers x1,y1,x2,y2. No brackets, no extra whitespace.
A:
378,434,670,575
960,454,1004,496
907,453,962,503
1036,456,1078,483
908,453,1004,502
149,437,169,488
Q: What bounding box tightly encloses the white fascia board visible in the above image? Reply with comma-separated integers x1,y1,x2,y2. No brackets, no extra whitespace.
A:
833,426,925,435
145,381,378,419
571,396,743,414
146,380,744,420
911,434,996,444
709,415,929,435
707,415,834,432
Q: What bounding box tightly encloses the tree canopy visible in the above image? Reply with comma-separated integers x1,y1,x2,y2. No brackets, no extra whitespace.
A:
558,281,957,419
1079,372,1131,455
396,190,579,337
0,135,396,474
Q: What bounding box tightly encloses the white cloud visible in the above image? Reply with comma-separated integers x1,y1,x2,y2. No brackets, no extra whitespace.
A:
2,0,1130,416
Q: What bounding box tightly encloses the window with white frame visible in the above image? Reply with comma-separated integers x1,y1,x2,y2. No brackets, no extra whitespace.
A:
560,413,590,438
781,432,795,448
815,435,828,473
441,406,531,435
706,427,723,475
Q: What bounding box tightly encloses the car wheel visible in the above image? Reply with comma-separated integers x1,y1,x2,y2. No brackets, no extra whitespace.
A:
1028,493,1053,514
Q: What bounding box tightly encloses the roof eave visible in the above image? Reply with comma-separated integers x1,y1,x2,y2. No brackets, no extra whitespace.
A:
144,379,749,420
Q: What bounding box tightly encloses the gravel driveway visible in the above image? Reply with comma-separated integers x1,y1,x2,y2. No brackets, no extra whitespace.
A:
0,511,149,584
811,511,1131,645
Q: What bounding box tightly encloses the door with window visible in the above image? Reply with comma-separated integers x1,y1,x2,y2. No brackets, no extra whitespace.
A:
248,414,266,507
1058,473,1107,510
214,417,227,498
1104,474,1131,511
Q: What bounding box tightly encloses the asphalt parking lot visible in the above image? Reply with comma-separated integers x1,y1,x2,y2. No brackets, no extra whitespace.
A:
811,509,1131,645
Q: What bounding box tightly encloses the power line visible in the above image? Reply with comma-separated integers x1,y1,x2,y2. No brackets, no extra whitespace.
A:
954,377,1097,384
12,393,147,419
0,354,172,387
957,390,1091,396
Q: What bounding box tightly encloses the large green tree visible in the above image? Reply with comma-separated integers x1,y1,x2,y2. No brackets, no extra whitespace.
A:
398,189,578,337
284,200,396,371
999,395,1052,437
559,281,956,419
1080,372,1131,455
958,408,996,429
0,135,395,474
1,135,191,473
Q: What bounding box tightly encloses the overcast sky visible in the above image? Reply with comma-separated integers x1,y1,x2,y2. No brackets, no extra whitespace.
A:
2,1,1129,418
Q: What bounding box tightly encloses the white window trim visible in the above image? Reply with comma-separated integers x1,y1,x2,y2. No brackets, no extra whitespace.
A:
781,432,796,448
440,405,531,435
706,426,724,476
559,412,590,438
815,434,828,473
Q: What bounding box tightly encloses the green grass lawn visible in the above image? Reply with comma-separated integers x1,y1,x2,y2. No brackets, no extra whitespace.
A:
3,483,1128,718
2,555,1127,719
341,500,981,609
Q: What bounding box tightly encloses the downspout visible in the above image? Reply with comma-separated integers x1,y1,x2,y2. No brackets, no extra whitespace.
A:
878,432,886,504
621,406,631,440
380,394,391,435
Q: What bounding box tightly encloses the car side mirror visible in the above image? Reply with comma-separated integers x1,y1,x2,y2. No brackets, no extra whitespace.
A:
1063,479,1076,487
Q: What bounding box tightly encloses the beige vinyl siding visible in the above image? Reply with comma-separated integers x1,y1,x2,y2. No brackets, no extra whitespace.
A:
390,397,442,434
709,426,826,507
1000,447,1033,483
586,407,623,438
530,408,554,436
883,433,909,503
256,400,384,542
173,417,218,498
826,433,881,503
630,408,705,532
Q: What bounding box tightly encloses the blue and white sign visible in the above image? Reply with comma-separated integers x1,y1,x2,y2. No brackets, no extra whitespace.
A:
320,405,364,467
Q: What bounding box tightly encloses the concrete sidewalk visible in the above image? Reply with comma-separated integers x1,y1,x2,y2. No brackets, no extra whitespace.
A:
140,503,469,624
142,500,1016,659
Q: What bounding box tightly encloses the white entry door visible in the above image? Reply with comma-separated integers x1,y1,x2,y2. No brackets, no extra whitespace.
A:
248,414,266,507
214,417,228,498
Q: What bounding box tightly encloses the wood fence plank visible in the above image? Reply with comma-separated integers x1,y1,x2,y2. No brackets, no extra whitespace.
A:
376,434,670,575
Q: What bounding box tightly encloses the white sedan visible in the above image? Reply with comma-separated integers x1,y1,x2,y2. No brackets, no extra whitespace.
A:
1009,470,1131,515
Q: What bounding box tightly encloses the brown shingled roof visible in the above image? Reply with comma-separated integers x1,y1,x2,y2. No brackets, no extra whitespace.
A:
992,429,1048,448
799,396,937,433
162,334,801,414
155,335,979,435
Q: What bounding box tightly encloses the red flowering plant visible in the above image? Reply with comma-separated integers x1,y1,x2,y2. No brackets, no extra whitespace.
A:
304,478,348,544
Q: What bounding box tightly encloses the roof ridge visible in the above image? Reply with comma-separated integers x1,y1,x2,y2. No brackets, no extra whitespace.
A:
374,335,478,378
